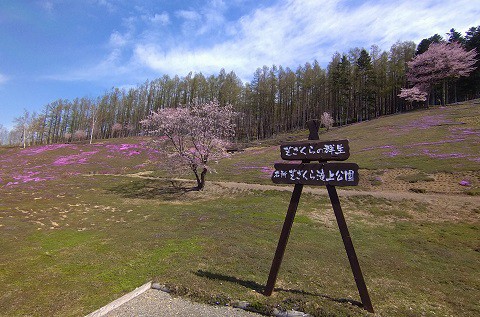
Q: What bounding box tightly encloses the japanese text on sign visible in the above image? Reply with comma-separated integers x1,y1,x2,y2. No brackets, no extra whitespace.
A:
280,140,350,161
272,163,359,186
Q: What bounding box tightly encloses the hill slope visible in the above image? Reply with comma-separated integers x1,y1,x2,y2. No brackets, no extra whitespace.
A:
210,100,479,194
0,100,479,317
1,100,478,194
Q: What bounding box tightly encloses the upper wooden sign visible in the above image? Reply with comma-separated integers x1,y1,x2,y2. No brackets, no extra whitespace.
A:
280,139,350,161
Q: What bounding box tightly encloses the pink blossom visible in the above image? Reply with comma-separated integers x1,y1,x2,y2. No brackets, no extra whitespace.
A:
407,42,477,86
142,99,237,189
360,145,393,151
106,144,145,156
398,86,427,102
261,166,275,175
53,151,98,166
421,149,467,159
384,150,400,157
9,171,54,184
21,144,74,156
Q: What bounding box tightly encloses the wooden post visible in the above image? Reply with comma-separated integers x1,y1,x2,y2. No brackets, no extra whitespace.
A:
264,120,319,296
264,119,374,313
264,183,303,296
326,185,374,313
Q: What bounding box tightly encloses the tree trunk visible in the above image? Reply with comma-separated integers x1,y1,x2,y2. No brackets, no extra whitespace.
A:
192,166,207,191
199,167,207,190
442,80,446,106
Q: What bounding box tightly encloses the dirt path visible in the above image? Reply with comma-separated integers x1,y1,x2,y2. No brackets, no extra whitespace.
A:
86,171,479,224
92,171,480,206
210,179,480,203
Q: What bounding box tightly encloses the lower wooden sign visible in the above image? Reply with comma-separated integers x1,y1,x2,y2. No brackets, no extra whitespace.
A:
271,162,359,186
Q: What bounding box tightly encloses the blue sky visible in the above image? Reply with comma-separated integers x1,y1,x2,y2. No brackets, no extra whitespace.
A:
1,0,479,129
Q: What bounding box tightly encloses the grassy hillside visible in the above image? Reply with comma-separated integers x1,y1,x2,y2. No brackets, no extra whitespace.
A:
209,100,479,193
0,101,479,317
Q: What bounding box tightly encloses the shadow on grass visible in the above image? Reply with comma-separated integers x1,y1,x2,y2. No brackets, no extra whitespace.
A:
194,270,363,308
108,178,196,200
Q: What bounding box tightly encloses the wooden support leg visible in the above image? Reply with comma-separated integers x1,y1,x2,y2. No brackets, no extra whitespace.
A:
326,184,374,313
264,184,303,296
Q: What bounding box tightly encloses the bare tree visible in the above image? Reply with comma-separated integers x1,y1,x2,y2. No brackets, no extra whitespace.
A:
0,124,9,145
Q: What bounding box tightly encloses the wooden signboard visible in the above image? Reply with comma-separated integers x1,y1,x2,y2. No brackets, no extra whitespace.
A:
272,162,359,186
280,139,350,161
264,120,374,313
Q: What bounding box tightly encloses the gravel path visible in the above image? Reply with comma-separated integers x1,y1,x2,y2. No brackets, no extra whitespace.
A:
103,288,262,317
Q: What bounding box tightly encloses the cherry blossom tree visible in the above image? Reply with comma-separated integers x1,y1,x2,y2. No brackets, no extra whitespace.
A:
111,123,123,137
142,99,237,190
398,86,428,107
406,42,477,106
73,129,87,141
320,112,334,131
64,132,72,142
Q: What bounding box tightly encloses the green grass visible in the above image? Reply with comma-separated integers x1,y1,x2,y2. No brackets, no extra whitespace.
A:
205,102,480,185
1,174,479,316
1,100,479,316
395,172,435,183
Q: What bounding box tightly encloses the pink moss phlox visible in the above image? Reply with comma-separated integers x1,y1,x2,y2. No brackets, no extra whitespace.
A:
421,149,467,159
261,166,275,173
449,128,480,137
404,139,465,148
106,144,145,156
239,165,275,177
459,180,471,186
361,145,393,151
53,151,98,166
401,115,456,131
9,171,54,184
107,143,140,151
127,151,140,156
384,150,400,157
21,143,74,155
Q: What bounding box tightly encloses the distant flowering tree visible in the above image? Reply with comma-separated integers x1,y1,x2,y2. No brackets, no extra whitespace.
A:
320,112,334,131
398,86,428,106
112,123,123,137
73,130,87,141
64,132,72,142
406,42,477,106
141,100,237,190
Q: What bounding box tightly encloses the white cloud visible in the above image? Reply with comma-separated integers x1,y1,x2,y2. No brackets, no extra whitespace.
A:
95,0,116,12
109,31,128,47
176,10,201,21
134,44,251,77
150,12,170,25
175,0,227,36
39,0,54,14
52,0,480,84
0,73,8,85
143,0,479,78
